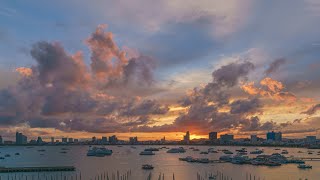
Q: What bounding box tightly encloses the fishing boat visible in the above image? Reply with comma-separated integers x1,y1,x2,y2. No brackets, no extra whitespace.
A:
142,164,154,170
298,164,312,169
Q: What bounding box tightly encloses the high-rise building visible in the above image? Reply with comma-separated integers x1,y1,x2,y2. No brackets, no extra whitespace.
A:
102,136,108,144
266,131,282,142
37,137,43,144
251,135,258,143
161,136,166,144
68,138,74,143
0,136,2,144
209,132,218,141
306,136,317,143
16,132,27,145
220,134,234,143
92,136,97,143
109,135,118,144
62,137,68,143
183,131,190,144
51,137,54,143
74,139,79,143
129,136,138,144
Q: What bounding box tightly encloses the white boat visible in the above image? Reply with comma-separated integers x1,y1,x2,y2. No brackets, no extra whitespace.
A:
142,164,154,170
139,151,155,155
167,147,186,153
87,146,113,157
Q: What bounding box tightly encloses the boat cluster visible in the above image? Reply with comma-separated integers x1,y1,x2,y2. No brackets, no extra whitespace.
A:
219,153,311,168
179,156,210,163
86,146,113,157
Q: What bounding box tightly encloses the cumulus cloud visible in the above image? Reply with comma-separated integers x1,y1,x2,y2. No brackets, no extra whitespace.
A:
0,25,167,133
241,77,297,102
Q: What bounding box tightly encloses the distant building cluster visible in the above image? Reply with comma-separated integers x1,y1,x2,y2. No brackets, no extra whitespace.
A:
0,131,318,148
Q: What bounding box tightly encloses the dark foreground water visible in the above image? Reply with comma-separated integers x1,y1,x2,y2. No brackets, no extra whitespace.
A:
0,145,319,180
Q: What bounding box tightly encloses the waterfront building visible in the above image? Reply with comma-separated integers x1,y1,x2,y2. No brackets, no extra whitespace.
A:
62,138,68,143
306,136,317,143
129,136,138,144
267,131,282,142
220,134,234,143
251,135,258,143
183,131,190,144
16,132,28,145
109,135,118,144
209,132,218,141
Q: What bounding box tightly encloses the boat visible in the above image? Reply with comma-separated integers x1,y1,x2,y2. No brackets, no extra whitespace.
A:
250,150,263,154
298,164,312,169
15,153,20,155
219,155,232,162
144,148,159,151
223,150,233,154
308,152,313,155
60,151,67,154
87,146,113,157
167,147,186,153
4,154,10,157
38,149,46,152
274,148,281,150
142,164,154,170
198,158,210,163
264,161,281,166
231,155,249,164
139,151,155,155
61,148,69,150
179,156,194,162
0,157,4,160
193,148,200,151
281,150,289,154
297,151,303,153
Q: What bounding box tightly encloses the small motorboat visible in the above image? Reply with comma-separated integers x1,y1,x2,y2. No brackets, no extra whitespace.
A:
15,153,20,155
142,164,154,170
60,151,67,154
298,164,312,169
4,154,10,157
0,157,4,160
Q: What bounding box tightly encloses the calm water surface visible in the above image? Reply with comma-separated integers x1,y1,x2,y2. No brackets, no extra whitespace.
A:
0,146,319,180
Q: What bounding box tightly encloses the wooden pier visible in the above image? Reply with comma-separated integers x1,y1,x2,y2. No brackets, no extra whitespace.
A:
0,166,75,173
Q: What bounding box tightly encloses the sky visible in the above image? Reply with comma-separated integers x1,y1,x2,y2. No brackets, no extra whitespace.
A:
0,0,320,141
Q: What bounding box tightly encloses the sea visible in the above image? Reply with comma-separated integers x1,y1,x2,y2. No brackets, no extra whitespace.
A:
0,145,319,180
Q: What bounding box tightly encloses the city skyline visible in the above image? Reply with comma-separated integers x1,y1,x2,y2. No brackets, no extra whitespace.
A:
1,1,320,141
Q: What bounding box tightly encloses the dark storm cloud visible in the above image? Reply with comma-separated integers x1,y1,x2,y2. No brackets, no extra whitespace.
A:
212,61,254,87
121,100,169,116
264,58,286,76
230,98,261,114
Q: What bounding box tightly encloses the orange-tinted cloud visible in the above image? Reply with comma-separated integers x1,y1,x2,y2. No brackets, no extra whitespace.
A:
15,67,33,77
